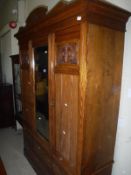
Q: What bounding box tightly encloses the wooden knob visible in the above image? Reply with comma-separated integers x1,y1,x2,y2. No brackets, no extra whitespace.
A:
64,103,68,107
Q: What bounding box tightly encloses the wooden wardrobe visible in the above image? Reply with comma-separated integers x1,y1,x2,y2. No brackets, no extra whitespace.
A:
15,0,130,175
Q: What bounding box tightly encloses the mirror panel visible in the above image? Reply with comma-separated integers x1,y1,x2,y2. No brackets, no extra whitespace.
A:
34,45,49,140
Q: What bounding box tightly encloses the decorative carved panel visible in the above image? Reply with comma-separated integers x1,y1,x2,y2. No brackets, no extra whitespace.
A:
57,42,79,64
26,7,47,26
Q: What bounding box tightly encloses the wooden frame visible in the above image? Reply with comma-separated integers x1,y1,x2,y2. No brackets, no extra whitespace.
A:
20,51,29,69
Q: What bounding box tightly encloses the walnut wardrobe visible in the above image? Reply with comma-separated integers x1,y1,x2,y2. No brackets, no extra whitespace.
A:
15,0,130,175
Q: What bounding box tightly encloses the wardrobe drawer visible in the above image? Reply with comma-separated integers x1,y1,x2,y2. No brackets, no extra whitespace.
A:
52,161,67,175
33,141,52,167
33,142,67,175
24,130,34,150
25,145,53,175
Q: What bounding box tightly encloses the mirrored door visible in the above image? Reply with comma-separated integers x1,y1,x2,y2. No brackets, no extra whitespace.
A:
34,45,49,140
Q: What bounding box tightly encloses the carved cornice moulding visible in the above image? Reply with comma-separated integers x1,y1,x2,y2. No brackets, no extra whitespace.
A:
15,0,131,41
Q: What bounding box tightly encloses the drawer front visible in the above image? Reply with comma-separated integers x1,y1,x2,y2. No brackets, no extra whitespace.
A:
33,141,52,168
25,146,53,175
32,137,69,175
24,130,34,150
24,130,69,175
52,161,67,175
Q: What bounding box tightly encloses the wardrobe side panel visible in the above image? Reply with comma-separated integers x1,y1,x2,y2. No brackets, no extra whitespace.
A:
82,24,124,175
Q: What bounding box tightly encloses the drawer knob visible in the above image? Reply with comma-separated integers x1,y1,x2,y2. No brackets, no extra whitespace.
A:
76,16,82,21
62,130,66,135
64,103,68,107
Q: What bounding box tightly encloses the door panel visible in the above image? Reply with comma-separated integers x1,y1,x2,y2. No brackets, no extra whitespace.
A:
55,73,78,167
20,44,35,129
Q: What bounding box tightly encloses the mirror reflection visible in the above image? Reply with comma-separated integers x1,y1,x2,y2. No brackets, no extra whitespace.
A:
34,45,49,140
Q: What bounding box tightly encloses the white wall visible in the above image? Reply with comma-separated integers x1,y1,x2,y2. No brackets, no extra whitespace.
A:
0,24,19,84
0,31,12,83
24,0,75,16
24,0,59,19
0,0,17,28
0,0,19,83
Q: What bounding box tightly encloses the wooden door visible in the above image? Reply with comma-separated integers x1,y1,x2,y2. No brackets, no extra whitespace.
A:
20,41,35,129
55,74,78,166
53,39,80,173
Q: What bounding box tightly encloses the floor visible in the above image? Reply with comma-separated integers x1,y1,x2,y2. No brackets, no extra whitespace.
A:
0,127,36,175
